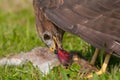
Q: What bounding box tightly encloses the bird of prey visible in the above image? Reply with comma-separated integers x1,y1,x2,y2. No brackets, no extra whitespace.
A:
33,0,120,78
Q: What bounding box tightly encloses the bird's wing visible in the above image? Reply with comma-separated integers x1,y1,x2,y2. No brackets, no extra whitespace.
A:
38,0,120,57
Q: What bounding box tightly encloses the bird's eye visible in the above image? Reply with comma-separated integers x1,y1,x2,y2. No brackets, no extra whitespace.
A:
44,34,51,40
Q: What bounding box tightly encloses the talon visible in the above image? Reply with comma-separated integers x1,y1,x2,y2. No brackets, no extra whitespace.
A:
85,53,111,79
86,70,102,78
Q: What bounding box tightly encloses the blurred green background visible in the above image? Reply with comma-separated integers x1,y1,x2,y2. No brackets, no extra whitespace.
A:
0,0,120,80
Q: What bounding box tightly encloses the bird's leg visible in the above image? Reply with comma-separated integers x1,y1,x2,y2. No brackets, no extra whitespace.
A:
87,53,111,78
90,48,100,65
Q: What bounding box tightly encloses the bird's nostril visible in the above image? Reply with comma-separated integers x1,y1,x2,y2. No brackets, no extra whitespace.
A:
44,34,51,40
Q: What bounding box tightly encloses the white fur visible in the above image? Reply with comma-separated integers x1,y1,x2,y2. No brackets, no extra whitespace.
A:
0,58,27,66
0,47,60,74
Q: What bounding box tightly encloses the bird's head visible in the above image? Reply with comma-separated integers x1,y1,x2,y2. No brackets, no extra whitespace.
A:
33,0,64,52
39,23,64,52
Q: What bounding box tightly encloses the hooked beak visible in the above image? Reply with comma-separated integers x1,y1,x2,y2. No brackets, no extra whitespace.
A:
49,36,61,52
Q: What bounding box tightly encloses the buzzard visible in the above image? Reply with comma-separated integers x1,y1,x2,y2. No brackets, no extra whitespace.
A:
33,0,120,78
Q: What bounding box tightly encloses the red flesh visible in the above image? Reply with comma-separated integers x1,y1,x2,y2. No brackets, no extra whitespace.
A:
57,49,70,65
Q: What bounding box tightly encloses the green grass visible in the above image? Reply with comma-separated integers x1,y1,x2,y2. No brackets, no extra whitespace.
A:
0,0,120,80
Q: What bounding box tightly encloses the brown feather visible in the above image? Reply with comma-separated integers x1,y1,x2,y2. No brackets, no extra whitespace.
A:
36,0,120,57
